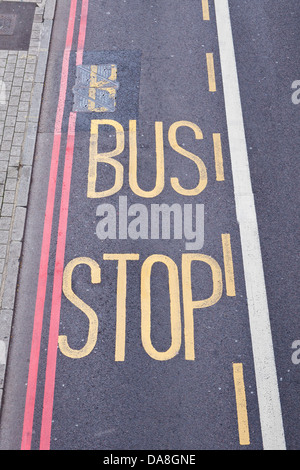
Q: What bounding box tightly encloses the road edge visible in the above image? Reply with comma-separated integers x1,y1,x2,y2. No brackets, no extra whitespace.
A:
0,0,57,412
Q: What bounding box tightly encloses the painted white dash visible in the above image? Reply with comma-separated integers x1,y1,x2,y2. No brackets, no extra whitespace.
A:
0,341,6,365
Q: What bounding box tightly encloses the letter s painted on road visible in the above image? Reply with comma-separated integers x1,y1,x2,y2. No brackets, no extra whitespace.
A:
291,340,300,365
291,81,300,105
59,257,101,359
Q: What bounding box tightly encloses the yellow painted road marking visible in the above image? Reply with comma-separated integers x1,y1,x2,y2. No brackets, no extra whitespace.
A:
88,119,125,198
59,257,101,359
141,255,181,361
182,254,223,361
129,120,165,198
103,254,140,362
88,64,118,112
168,121,207,196
206,53,216,92
202,0,210,21
213,133,225,181
233,363,250,446
221,233,236,297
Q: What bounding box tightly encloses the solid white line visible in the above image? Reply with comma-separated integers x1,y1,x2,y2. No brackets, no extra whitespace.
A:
0,341,6,365
214,0,286,450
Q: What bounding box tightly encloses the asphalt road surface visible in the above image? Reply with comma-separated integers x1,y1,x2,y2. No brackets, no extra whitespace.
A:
0,0,299,451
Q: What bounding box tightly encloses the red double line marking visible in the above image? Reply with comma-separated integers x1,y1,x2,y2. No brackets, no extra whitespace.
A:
21,0,89,450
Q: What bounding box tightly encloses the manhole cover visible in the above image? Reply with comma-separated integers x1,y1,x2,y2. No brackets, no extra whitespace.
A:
0,13,16,36
73,64,119,113
0,2,35,51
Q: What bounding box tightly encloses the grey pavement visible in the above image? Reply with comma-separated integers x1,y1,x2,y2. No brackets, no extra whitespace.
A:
0,0,56,408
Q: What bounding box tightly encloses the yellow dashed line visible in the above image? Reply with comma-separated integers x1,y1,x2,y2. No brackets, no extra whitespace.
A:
222,233,236,297
233,363,250,446
202,0,210,21
213,133,225,181
206,52,216,92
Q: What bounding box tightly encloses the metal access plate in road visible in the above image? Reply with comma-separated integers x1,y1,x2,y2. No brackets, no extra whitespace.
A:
0,2,35,51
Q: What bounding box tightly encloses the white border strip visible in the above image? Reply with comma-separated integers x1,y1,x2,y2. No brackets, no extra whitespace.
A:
214,0,286,450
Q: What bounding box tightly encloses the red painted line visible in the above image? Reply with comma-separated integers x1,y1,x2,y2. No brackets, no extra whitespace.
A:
39,0,89,450
39,112,77,450
76,0,89,66
21,0,79,451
